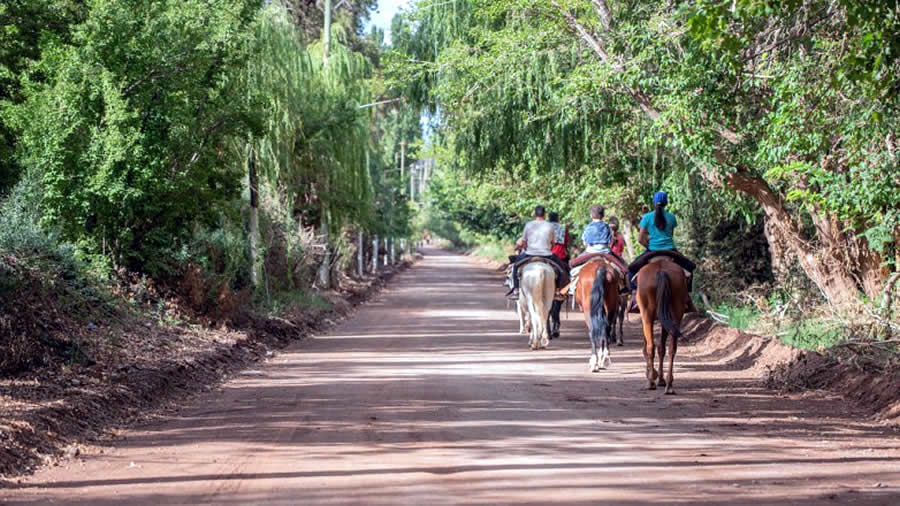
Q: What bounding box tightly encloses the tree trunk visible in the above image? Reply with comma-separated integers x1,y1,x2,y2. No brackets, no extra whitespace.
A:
723,168,864,306
248,149,260,288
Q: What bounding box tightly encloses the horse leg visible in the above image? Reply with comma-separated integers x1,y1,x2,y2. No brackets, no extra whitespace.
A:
600,329,611,369
583,305,598,371
616,297,625,346
642,318,656,389
538,279,553,348
657,329,668,387
666,332,677,395
531,291,548,350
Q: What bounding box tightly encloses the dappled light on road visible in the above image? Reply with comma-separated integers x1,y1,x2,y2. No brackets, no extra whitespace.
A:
4,249,900,505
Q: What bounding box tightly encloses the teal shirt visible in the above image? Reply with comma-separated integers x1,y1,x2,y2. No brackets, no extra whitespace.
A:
639,210,677,251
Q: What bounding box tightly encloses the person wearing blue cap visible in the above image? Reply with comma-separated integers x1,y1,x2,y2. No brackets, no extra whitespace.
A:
627,191,697,313
640,191,677,250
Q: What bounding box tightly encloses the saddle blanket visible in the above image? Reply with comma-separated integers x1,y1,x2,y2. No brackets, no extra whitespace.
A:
564,256,629,296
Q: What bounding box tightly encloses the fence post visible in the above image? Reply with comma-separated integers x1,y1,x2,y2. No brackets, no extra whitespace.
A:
358,230,364,277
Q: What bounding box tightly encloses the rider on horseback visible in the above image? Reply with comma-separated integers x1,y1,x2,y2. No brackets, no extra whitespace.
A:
609,216,626,259
548,212,570,338
628,191,698,313
580,205,612,255
506,206,568,298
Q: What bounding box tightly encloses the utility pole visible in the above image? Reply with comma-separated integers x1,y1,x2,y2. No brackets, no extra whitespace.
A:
323,0,332,64
410,163,415,201
316,0,334,289
400,141,406,182
248,149,260,288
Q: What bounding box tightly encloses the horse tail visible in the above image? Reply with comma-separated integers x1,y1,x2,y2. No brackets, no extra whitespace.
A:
655,270,682,339
590,267,608,341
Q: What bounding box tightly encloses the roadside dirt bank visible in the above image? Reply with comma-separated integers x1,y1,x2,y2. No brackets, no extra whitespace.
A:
0,260,412,480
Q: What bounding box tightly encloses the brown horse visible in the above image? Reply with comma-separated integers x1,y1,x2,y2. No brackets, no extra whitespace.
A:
636,258,688,394
574,260,623,372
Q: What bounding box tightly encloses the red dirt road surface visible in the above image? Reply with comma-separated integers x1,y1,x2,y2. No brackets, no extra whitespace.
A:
3,250,900,504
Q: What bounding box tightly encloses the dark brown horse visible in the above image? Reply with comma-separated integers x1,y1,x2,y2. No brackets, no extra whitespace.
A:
636,258,688,394
574,259,623,372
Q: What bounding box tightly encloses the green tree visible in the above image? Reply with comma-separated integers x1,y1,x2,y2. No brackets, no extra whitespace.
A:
10,0,262,273
391,0,900,306
0,0,87,192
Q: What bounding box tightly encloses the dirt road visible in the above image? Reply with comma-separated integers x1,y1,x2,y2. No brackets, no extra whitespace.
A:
3,250,900,504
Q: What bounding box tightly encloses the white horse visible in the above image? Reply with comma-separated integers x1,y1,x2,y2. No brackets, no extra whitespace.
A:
520,261,556,350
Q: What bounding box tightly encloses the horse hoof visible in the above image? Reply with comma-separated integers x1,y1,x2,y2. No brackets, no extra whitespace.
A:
648,384,657,390
616,340,623,347
540,339,550,348
665,387,676,395
657,379,667,387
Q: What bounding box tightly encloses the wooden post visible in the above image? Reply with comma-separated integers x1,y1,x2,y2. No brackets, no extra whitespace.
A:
317,221,330,289
372,235,379,273
358,230,365,277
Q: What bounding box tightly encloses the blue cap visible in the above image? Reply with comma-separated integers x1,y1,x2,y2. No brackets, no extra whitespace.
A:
653,191,668,206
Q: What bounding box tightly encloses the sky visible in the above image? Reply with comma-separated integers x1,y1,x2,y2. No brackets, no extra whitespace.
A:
365,0,411,44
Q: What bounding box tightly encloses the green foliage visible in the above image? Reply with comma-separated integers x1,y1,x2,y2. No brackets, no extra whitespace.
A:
0,171,76,271
10,0,262,274
712,303,760,331
0,0,88,192
469,239,513,264
779,320,844,351
391,0,899,302
178,214,252,291
245,6,375,232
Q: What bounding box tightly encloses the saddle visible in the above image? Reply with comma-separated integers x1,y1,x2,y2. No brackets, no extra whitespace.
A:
511,256,569,290
627,250,696,275
564,255,629,296
570,252,629,274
